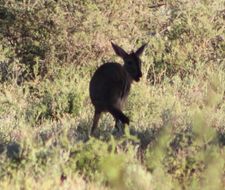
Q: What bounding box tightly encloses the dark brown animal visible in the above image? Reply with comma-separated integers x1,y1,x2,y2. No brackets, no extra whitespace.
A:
89,42,146,135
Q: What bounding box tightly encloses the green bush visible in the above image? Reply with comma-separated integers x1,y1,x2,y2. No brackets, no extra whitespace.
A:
0,0,224,189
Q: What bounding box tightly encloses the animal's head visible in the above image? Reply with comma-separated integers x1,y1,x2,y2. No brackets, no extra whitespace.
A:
111,42,147,82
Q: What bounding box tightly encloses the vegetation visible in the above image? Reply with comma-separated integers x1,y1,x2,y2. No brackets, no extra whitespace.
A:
0,0,224,189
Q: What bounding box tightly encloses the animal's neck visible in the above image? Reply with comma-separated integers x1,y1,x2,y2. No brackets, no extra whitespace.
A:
123,65,133,84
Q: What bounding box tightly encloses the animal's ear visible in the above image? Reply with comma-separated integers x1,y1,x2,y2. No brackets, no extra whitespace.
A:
135,43,147,57
111,42,128,58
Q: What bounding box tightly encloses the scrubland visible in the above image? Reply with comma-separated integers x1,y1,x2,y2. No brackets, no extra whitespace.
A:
0,0,224,189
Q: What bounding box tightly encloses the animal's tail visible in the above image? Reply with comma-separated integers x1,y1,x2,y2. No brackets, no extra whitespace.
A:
108,107,129,125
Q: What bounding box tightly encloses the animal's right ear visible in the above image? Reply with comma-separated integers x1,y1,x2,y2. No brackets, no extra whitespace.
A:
111,42,128,59
135,43,147,57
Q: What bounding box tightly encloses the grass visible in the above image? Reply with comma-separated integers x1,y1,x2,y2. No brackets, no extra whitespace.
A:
0,0,225,189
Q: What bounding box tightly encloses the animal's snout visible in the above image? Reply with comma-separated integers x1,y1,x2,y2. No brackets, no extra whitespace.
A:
135,72,142,82
137,72,142,79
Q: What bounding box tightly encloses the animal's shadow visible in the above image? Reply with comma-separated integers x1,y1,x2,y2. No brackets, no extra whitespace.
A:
73,121,157,152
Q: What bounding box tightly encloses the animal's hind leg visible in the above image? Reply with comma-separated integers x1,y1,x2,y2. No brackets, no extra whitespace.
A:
91,109,101,136
114,118,120,131
114,118,125,134
108,107,129,125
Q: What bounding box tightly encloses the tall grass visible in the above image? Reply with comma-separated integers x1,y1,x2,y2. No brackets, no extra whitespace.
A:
0,0,224,189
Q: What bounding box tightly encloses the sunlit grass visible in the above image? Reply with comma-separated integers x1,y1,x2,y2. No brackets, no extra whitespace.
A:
0,0,224,189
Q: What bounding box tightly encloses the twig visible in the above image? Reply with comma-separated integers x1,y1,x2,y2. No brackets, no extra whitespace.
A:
149,3,166,9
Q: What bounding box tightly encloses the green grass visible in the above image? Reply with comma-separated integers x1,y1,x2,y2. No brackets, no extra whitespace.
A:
0,0,225,189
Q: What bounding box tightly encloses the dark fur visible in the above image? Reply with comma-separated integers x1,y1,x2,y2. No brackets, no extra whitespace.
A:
89,42,146,135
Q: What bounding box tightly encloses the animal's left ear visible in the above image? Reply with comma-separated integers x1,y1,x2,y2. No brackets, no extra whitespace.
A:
135,43,147,57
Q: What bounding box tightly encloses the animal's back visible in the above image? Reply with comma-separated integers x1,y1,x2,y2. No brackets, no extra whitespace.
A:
89,62,130,110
